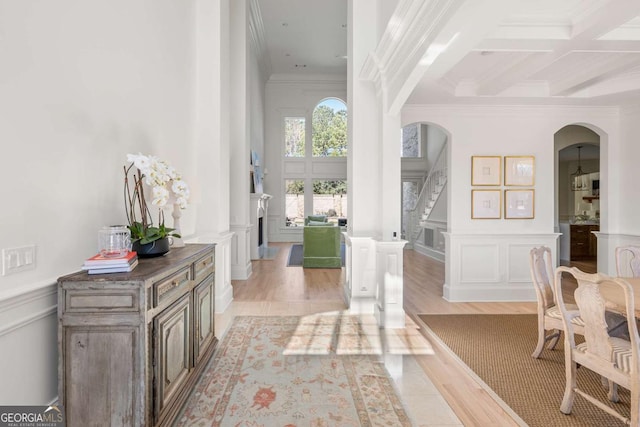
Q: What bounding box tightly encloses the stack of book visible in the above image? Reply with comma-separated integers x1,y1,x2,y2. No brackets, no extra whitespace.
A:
82,251,138,274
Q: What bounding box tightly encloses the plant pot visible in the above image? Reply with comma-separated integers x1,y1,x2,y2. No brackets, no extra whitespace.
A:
132,237,170,258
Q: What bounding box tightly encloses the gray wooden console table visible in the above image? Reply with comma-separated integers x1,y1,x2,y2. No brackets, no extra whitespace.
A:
57,244,216,426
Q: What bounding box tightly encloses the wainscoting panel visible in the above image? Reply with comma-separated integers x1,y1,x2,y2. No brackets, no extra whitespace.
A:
229,225,252,280
508,243,537,283
459,244,500,283
188,231,235,312
0,282,58,404
444,232,560,302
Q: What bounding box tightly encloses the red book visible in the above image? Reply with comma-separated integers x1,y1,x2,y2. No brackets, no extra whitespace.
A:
82,251,137,268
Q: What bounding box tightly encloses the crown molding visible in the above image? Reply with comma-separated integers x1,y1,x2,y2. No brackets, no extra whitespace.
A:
248,0,272,79
359,0,465,114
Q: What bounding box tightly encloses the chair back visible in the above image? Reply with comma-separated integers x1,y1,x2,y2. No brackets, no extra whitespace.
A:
615,245,640,277
556,266,640,374
529,246,555,311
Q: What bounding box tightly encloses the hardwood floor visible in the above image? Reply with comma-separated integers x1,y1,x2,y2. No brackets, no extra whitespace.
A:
229,242,549,426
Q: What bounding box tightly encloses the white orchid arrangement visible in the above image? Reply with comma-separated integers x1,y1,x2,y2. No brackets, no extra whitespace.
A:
124,153,190,244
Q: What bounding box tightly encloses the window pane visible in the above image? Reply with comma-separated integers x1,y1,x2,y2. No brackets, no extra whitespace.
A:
285,179,304,227
312,179,347,223
285,117,305,157
312,99,347,157
401,123,421,157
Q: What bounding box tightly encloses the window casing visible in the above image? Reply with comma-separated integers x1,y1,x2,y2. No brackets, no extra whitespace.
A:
283,98,348,227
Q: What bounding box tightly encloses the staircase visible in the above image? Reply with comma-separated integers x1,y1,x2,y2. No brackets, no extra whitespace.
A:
406,144,447,245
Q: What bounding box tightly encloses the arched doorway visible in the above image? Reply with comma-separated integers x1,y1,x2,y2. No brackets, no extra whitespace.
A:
400,122,448,262
555,125,601,272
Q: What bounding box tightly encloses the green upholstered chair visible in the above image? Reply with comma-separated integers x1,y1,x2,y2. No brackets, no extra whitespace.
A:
302,225,341,268
304,215,328,226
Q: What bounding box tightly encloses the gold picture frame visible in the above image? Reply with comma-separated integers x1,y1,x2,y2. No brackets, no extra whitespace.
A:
505,189,535,219
471,189,501,219
471,156,501,186
504,156,535,186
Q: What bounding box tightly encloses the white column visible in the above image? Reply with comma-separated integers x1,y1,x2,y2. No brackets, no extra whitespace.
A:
192,0,234,305
229,0,252,279
374,240,407,328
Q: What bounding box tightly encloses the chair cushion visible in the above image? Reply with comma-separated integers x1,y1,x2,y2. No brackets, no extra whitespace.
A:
307,220,331,226
576,337,632,374
307,215,327,223
546,304,585,326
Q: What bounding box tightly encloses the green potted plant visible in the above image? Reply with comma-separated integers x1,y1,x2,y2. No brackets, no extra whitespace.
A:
124,153,189,257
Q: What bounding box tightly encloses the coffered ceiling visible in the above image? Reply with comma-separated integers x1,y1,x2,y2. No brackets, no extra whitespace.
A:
256,0,640,106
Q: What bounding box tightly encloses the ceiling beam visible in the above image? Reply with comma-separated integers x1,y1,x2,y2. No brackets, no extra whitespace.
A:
474,39,640,53
475,0,640,96
551,54,640,96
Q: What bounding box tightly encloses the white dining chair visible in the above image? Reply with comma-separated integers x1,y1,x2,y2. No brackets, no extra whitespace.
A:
529,246,585,358
554,266,640,425
616,246,640,277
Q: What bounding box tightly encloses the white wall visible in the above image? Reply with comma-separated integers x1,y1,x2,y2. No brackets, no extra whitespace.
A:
0,0,221,404
403,104,620,301
618,106,640,235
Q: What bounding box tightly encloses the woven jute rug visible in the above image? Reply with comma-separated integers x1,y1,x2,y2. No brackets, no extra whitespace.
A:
175,316,412,426
417,314,631,427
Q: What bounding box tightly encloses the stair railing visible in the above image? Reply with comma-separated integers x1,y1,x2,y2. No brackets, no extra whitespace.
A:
406,142,447,243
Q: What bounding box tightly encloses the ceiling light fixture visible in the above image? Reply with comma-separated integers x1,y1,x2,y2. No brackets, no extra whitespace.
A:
570,145,588,191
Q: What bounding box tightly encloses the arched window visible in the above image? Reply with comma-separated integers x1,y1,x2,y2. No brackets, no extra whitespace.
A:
312,98,347,157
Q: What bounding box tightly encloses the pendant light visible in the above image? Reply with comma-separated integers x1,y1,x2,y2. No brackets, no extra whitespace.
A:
570,145,587,191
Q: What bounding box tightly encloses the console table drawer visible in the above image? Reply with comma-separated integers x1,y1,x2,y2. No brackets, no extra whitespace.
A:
153,266,191,307
193,252,214,282
64,289,140,313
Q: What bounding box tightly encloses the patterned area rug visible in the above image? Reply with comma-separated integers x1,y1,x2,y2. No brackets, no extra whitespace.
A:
175,316,412,426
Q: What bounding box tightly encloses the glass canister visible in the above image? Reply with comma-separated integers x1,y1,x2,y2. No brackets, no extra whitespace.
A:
98,225,132,258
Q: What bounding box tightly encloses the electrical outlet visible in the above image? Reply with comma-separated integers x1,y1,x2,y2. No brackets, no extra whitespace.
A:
2,245,36,276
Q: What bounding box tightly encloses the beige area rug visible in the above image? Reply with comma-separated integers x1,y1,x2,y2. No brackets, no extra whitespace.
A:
283,311,434,356
175,316,413,426
417,314,631,427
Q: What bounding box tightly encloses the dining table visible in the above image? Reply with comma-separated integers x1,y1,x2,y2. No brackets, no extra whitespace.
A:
599,276,640,318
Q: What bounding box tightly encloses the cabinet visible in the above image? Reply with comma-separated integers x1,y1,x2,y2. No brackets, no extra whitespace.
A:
570,224,599,260
58,244,216,427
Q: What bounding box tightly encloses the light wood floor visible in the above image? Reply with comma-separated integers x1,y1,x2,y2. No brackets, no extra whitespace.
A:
230,242,596,426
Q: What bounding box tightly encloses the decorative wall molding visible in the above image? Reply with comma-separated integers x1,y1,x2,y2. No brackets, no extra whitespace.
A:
0,282,57,338
402,103,621,118
0,280,59,404
229,225,252,280
374,240,407,328
361,0,465,113
187,231,235,312
443,232,560,302
248,0,271,78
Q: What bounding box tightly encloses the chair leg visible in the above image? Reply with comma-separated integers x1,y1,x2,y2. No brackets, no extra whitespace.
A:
547,329,561,350
606,380,619,403
532,326,560,358
532,326,546,358
560,358,577,414
631,390,640,427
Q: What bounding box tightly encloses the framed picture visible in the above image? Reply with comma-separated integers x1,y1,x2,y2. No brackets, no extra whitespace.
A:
471,156,501,186
471,190,501,219
505,189,534,219
504,156,535,186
